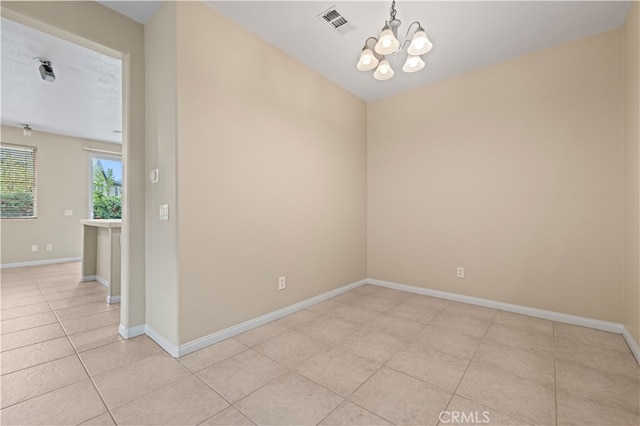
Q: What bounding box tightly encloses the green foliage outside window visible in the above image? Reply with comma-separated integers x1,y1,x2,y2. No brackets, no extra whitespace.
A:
93,160,121,219
1,145,36,219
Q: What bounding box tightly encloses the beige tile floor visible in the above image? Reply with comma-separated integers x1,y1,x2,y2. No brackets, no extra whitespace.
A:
1,262,639,425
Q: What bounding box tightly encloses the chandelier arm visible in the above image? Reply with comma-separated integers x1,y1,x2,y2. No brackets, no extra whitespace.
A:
364,37,383,59
403,21,422,42
399,39,412,52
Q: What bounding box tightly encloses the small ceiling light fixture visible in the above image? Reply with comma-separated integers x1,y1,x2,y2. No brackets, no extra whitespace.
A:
34,57,55,82
357,0,433,81
23,124,32,137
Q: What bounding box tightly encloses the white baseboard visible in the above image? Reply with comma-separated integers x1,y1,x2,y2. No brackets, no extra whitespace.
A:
1,257,81,269
118,276,640,367
146,325,180,358
369,278,640,365
138,278,367,358
95,276,110,288
107,295,121,304
367,278,624,334
81,275,97,282
119,323,145,339
622,327,640,365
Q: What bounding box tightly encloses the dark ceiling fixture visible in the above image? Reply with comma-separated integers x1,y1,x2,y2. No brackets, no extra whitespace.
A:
34,57,55,82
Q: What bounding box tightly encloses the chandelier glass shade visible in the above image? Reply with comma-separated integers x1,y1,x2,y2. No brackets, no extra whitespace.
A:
357,0,433,81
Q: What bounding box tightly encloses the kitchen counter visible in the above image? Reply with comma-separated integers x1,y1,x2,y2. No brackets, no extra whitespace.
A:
80,219,121,304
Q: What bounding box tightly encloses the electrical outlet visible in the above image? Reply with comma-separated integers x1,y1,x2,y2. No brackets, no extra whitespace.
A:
46,244,53,251
31,245,38,252
456,267,465,278
64,209,73,216
278,276,286,290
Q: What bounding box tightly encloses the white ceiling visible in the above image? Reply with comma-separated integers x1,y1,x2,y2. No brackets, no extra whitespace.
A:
1,17,123,143
98,0,631,102
1,1,631,144
205,1,631,102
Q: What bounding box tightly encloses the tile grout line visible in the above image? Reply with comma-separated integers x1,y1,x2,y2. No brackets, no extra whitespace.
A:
441,309,538,426
40,267,119,426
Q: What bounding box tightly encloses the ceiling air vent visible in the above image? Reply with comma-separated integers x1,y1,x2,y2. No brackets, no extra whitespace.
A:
317,6,356,37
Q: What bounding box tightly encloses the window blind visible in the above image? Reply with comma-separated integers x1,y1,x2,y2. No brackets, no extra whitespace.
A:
0,144,37,219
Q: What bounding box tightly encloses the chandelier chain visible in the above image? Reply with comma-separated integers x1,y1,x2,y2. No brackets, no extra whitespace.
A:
390,0,397,20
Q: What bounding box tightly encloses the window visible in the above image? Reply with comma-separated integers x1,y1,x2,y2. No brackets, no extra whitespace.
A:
0,144,37,219
91,157,122,219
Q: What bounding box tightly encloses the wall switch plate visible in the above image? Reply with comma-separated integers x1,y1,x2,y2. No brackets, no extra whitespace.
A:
31,245,38,252
456,267,465,278
278,276,286,290
46,244,53,251
150,169,159,183
64,209,73,216
159,204,169,221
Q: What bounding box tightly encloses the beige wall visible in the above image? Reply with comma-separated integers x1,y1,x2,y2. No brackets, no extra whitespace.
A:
0,126,121,265
145,2,179,345
1,1,146,330
368,29,625,323
173,2,367,344
624,2,640,346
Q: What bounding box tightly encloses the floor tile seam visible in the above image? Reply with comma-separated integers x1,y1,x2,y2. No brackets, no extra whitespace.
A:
290,342,386,400
0,306,54,322
0,339,76,377
96,367,199,415
0,321,64,344
336,363,392,422
424,322,489,342
445,320,505,420
331,336,401,367
53,306,118,323
46,293,109,305
444,394,536,426
383,310,439,327
554,389,640,418
437,306,498,325
381,363,457,396
406,334,474,365
225,364,294,407
73,347,118,426
0,329,68,354
0,283,39,289
177,345,254,374
477,337,556,363
553,354,640,381
0,296,50,309
358,321,425,342
554,378,640,416
553,334,637,358
78,341,171,379
59,319,121,338
251,340,325,371
43,290,107,302
365,364,453,426
467,354,557,390
482,331,556,359
69,333,125,357
0,317,60,336
0,353,91,411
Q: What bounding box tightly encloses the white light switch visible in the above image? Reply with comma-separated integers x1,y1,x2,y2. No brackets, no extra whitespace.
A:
159,204,169,221
64,209,73,216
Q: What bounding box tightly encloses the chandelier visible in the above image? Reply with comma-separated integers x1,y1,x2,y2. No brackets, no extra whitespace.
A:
356,0,433,80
